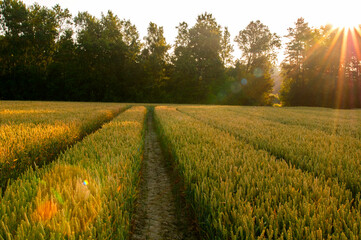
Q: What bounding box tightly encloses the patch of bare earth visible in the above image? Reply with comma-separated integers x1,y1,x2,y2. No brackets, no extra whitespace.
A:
131,111,198,240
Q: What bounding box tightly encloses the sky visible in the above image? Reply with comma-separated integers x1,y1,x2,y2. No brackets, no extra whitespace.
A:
22,0,361,62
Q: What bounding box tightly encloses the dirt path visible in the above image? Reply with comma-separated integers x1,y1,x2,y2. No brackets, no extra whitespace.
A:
131,111,198,240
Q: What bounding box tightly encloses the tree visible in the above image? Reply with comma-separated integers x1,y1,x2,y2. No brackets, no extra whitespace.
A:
73,11,141,102
170,13,225,103
283,18,312,76
235,20,280,73
118,19,143,101
169,21,197,102
232,20,281,105
220,26,234,67
189,13,223,102
0,0,70,100
120,19,142,62
280,18,314,106
46,29,77,100
141,22,170,102
280,19,361,108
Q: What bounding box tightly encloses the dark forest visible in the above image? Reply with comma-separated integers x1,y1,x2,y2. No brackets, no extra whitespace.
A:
1,0,360,108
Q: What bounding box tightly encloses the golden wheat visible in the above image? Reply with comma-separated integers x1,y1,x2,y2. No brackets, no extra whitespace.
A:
0,106,146,239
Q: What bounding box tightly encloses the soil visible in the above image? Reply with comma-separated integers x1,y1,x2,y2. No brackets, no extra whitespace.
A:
131,111,198,240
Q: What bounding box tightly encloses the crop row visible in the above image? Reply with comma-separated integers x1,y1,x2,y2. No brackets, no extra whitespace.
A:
0,102,123,125
0,106,146,239
221,106,361,140
178,106,361,196
0,102,125,190
155,106,361,239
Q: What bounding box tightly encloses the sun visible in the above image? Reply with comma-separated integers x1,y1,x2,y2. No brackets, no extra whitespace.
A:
329,17,360,30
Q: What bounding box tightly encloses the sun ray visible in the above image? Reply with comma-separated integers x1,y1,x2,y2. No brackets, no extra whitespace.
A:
335,29,349,109
355,25,361,37
303,26,341,64
303,27,332,62
350,27,361,60
322,28,343,62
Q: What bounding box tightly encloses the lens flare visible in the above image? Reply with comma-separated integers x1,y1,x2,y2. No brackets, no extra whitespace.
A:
231,81,242,93
33,200,58,222
300,22,361,108
253,68,264,78
32,166,101,236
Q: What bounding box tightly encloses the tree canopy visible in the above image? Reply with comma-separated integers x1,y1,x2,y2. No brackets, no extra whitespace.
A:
280,18,361,108
1,0,360,108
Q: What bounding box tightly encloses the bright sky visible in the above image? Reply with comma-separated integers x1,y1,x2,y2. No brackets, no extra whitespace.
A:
23,0,361,62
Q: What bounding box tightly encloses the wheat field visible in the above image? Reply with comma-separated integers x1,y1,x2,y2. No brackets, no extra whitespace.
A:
1,101,361,239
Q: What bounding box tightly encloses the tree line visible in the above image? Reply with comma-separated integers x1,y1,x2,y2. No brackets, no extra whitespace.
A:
1,0,360,108
281,18,361,108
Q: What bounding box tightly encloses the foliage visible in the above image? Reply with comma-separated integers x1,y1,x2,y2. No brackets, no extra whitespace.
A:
0,1,144,102
1,0,360,107
226,20,281,105
0,0,71,100
235,20,281,72
170,13,225,103
220,27,234,67
281,18,361,108
141,22,170,102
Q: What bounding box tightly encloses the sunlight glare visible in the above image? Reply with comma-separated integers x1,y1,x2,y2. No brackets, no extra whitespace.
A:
329,16,360,30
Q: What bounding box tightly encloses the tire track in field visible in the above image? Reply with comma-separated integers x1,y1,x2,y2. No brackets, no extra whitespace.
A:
131,110,198,240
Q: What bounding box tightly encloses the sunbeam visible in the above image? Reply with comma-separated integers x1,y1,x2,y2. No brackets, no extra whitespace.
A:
335,28,349,109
